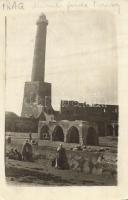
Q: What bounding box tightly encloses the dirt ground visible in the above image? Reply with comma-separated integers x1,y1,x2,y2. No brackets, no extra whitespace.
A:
5,134,118,186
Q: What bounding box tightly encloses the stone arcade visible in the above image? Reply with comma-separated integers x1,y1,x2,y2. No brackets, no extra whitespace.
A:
38,120,99,146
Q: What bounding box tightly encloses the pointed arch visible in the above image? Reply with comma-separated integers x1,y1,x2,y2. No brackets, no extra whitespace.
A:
52,126,64,142
66,126,79,143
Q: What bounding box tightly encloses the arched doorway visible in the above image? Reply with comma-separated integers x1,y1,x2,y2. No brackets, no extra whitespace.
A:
115,125,118,136
86,127,97,145
66,126,79,143
40,125,50,140
52,126,64,142
107,125,113,136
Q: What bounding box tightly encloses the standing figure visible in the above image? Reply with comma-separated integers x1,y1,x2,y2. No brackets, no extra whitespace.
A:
7,135,11,144
55,144,69,170
22,140,33,161
29,132,32,142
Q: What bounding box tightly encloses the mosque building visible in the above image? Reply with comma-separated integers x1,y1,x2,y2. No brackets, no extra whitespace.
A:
6,14,118,146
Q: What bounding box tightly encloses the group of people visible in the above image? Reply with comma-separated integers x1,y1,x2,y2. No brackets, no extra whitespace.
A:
7,133,69,170
8,148,22,161
8,139,33,162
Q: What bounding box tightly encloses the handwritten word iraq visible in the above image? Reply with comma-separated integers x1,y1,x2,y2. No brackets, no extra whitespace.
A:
2,0,24,10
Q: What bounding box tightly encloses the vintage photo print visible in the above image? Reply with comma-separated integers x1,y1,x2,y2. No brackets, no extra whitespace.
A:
4,10,119,187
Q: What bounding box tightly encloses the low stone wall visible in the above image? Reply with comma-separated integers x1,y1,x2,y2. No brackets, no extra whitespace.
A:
36,146,117,176
5,132,117,178
6,132,38,139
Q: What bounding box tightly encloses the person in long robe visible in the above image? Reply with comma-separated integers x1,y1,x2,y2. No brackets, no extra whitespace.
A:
55,144,69,170
22,140,33,161
29,132,32,143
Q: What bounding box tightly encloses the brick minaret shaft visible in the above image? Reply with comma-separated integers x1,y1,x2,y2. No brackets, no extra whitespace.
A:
21,14,52,118
31,14,48,82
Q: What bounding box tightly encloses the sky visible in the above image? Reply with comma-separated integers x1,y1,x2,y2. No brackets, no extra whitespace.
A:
6,11,118,115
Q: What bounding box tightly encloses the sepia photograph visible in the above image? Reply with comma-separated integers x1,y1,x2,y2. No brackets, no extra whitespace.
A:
5,11,118,186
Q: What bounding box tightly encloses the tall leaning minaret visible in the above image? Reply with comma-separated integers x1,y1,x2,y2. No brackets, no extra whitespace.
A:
21,14,52,118
31,14,48,82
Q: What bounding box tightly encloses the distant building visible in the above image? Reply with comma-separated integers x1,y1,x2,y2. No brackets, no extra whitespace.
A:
5,112,38,133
